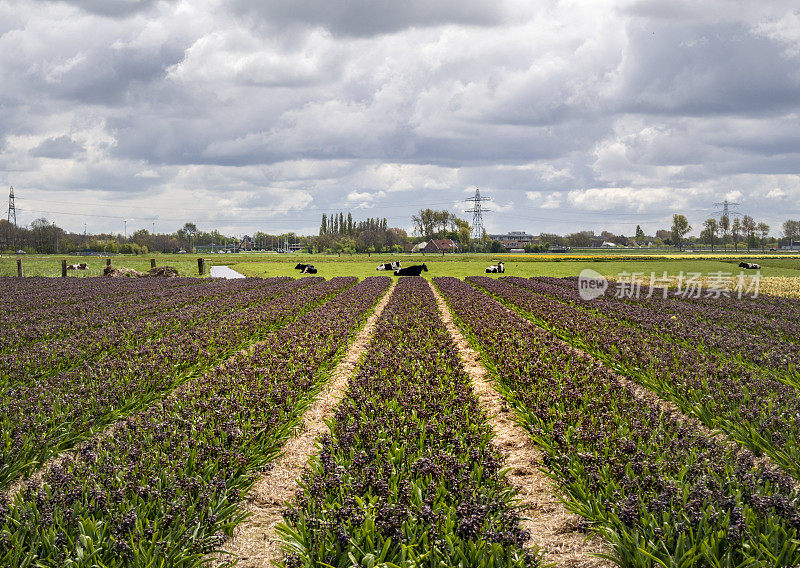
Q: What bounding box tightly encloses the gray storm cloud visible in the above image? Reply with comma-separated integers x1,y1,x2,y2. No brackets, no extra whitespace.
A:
1,0,799,235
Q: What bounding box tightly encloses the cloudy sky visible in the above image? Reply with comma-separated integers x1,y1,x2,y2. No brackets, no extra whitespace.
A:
2,0,800,237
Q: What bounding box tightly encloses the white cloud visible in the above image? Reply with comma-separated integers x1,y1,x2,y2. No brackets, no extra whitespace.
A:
567,186,696,213
527,191,562,209
2,0,800,235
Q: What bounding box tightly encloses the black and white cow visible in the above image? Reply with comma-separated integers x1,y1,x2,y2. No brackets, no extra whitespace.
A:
376,261,401,271
295,263,311,271
300,265,317,274
739,262,761,269
394,263,428,276
485,262,504,274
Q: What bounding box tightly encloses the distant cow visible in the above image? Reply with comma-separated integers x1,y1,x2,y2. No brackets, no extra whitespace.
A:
66,264,76,270
739,262,761,269
77,263,87,270
376,261,401,271
300,265,317,274
394,263,427,276
485,262,504,274
295,263,311,271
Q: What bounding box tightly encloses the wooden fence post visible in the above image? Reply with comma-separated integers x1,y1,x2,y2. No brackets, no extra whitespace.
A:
150,258,156,269
62,259,67,278
198,257,204,275
106,258,112,267
17,258,22,277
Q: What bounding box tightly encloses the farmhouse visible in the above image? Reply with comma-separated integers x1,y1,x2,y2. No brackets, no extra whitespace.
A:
421,239,458,253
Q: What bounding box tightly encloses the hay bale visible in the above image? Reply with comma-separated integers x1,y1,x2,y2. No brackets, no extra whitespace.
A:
145,265,180,277
103,266,143,278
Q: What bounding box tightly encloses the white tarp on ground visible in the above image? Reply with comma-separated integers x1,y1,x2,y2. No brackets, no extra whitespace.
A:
209,265,245,279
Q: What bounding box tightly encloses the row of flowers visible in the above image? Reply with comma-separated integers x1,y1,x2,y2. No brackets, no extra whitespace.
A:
542,275,800,349
434,276,800,567
279,277,540,568
0,277,352,490
557,273,800,315
0,275,205,324
0,277,391,567
0,278,290,379
509,276,799,374
0,278,272,352
468,276,800,483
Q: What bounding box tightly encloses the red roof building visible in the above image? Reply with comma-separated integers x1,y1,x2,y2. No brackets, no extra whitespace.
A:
421,239,458,253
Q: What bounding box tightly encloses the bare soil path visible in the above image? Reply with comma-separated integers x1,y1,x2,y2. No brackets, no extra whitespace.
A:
428,280,612,568
213,281,396,567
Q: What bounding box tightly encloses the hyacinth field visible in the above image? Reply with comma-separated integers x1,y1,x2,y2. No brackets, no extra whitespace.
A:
1,274,800,567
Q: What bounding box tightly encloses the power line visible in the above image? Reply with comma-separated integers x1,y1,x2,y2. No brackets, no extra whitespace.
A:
498,212,663,227
15,207,415,228
16,196,463,214
16,207,327,224
18,194,715,220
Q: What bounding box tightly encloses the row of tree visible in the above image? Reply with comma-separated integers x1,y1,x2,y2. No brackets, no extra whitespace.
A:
0,218,155,254
317,213,406,253
2,212,799,254
696,215,775,251
0,219,279,255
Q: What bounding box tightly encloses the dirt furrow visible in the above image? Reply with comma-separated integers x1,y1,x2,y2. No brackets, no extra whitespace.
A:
213,281,396,567
428,280,612,568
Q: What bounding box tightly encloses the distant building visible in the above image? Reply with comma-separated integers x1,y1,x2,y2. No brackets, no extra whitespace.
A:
487,231,536,249
781,241,800,250
422,239,458,253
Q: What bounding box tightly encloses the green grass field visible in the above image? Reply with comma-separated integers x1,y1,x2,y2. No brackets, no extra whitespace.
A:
4,251,800,279
0,254,203,278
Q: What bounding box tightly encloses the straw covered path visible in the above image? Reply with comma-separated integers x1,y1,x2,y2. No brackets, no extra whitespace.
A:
213,281,397,567
427,280,612,568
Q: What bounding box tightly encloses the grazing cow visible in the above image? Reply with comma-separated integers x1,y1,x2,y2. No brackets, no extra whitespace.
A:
376,261,401,271
739,262,761,269
485,262,505,274
295,263,310,271
301,265,317,274
394,263,428,276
